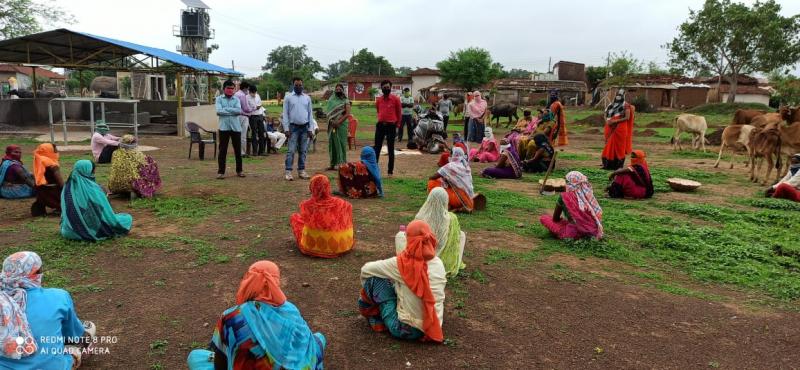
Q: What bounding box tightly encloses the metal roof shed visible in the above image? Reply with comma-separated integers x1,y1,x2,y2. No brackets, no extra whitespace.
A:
0,28,242,135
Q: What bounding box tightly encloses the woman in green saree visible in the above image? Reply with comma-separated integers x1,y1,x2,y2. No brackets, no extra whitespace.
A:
61,160,132,241
326,84,351,170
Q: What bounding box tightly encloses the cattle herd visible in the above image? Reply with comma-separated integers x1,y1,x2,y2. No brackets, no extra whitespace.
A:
673,106,800,185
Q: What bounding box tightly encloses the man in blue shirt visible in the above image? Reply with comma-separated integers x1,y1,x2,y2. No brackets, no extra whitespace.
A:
281,77,314,181
215,80,244,179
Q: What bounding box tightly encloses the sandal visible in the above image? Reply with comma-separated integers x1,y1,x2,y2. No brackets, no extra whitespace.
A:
237,172,246,178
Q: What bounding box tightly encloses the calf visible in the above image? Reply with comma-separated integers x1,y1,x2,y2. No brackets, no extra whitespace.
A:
749,127,783,185
732,109,766,125
672,113,708,152
714,124,755,169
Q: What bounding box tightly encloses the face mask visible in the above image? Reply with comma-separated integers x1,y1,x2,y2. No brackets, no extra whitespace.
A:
294,85,303,94
223,87,234,97
404,92,410,97
336,91,344,98
382,88,391,96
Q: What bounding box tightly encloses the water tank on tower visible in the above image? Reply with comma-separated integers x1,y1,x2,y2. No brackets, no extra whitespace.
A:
173,0,213,61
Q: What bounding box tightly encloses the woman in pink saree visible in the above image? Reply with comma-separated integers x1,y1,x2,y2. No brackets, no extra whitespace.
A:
468,127,499,163
539,171,604,240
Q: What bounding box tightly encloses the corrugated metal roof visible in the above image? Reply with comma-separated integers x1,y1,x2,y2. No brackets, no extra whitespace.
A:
0,28,240,75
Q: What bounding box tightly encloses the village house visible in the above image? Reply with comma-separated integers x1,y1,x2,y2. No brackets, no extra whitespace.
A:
408,68,441,100
701,75,771,106
601,74,711,110
0,64,66,97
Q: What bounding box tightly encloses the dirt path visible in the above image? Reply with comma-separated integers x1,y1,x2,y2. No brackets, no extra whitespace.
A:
1,120,799,369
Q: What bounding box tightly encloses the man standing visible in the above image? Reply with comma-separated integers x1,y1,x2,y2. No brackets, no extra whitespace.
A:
234,81,255,157
374,80,402,176
438,94,453,136
247,85,267,156
282,77,314,181
463,91,473,138
215,80,244,179
398,88,414,143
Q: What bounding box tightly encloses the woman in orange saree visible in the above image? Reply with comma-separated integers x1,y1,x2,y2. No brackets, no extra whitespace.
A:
601,89,635,170
290,175,355,258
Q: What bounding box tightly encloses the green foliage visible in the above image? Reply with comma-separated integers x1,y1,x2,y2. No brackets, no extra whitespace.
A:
742,198,800,211
585,66,608,89
395,66,413,76
646,61,671,76
65,70,98,92
0,0,75,39
506,68,532,78
261,45,323,90
349,48,395,76
436,47,504,91
256,73,285,100
768,72,800,106
325,60,351,80
666,0,800,102
686,102,770,115
130,195,249,222
609,51,643,77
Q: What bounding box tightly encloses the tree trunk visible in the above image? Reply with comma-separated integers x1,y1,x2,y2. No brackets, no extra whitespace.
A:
726,74,738,103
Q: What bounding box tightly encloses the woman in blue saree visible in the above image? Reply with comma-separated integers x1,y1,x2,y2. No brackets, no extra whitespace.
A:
60,160,132,241
0,145,35,199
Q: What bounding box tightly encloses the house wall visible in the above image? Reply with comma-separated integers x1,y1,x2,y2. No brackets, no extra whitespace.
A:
675,87,709,108
554,63,585,82
721,93,769,105
345,81,411,101
411,75,440,100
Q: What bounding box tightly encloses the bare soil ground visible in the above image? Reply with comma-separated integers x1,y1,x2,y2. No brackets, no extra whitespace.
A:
1,117,799,370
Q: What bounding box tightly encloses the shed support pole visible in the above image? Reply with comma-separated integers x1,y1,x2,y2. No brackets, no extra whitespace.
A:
177,72,184,137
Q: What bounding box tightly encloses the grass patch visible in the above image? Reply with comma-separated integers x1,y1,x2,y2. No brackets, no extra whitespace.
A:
548,264,590,283
558,152,593,161
649,283,722,301
667,150,720,160
131,194,250,222
687,102,770,115
741,198,800,211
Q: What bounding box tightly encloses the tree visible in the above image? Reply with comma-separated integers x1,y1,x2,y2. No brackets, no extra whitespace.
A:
666,0,800,103
65,70,97,92
395,66,413,76
585,66,609,89
506,68,532,78
768,71,800,106
325,60,351,80
646,61,671,76
609,51,642,77
261,45,323,91
256,73,286,100
0,0,75,39
436,47,504,91
349,48,395,76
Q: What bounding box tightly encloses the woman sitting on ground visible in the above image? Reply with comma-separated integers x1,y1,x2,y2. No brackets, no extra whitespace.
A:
0,251,95,370
539,171,604,240
31,143,63,216
188,260,326,370
1,145,35,199
520,134,555,173
358,220,446,343
90,122,123,164
411,187,466,276
468,127,499,163
337,146,383,199
107,135,162,198
61,160,132,241
428,148,475,212
480,138,523,179
765,153,800,202
290,175,355,258
437,133,469,167
607,149,654,199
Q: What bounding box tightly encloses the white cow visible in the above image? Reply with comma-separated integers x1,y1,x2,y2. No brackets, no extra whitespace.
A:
672,113,708,152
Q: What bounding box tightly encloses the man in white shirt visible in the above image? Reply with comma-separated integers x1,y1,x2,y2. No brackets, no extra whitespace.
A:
247,85,267,156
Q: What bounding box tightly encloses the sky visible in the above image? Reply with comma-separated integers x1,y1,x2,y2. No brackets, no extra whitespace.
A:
56,0,800,77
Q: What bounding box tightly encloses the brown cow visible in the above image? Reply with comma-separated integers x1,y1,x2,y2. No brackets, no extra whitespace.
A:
749,127,783,185
780,106,800,124
732,109,767,125
714,124,755,169
775,120,800,178
750,112,783,128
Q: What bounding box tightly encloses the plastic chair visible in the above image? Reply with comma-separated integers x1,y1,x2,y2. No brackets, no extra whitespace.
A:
347,115,359,150
186,122,216,160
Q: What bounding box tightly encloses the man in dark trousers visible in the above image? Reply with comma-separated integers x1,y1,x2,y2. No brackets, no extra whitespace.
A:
214,80,244,179
374,80,402,176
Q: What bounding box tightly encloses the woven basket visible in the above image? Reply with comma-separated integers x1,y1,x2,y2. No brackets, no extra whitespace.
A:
667,178,702,192
539,178,567,192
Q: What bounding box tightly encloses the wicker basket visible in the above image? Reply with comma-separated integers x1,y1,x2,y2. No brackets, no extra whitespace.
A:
667,178,702,192
539,178,566,192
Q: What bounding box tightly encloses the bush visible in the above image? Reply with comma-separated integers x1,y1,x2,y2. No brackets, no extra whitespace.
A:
632,95,654,113
686,102,771,115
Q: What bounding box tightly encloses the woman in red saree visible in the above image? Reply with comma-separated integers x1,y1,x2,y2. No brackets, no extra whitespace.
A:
290,175,354,258
437,133,469,167
539,171,604,240
607,149,654,199
602,89,635,170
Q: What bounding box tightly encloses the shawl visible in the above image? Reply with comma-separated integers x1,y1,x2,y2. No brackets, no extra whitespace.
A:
0,251,42,359
33,143,59,186
437,147,474,198
565,171,603,238
60,160,132,241
396,220,443,342
360,147,383,197
415,187,451,251
605,88,626,119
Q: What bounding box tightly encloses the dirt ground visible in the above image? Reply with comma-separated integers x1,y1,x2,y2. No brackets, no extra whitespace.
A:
1,118,799,370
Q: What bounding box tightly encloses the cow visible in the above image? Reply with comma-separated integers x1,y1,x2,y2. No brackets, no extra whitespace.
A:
749,127,783,185
750,112,783,128
714,124,755,169
774,120,800,179
672,113,708,152
732,109,766,125
489,103,519,127
780,106,800,124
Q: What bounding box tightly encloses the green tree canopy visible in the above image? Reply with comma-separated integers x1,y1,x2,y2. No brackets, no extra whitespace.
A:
506,68,532,78
585,66,609,89
666,0,800,102
325,60,351,80
0,0,75,39
256,73,286,100
395,66,413,76
436,47,505,91
349,48,395,76
768,71,800,106
261,45,323,91
609,51,643,77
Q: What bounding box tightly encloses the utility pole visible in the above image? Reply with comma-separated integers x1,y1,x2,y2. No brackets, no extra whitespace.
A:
605,52,610,78
547,57,552,73
231,60,235,70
